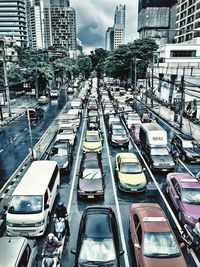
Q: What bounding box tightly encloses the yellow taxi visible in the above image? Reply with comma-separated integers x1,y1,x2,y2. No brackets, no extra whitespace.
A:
83,130,102,153
115,152,146,192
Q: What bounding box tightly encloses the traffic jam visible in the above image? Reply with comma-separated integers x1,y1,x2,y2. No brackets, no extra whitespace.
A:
0,77,200,267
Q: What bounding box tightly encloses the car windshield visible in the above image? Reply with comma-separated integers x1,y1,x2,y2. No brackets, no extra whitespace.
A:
129,115,139,120
182,140,194,148
9,195,43,214
182,188,200,204
144,232,180,258
113,129,126,136
82,168,101,180
78,238,116,265
50,145,67,156
150,147,169,156
121,162,142,174
86,134,100,142
58,128,73,134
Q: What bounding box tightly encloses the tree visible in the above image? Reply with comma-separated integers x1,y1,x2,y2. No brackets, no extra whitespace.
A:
104,38,158,81
77,55,92,79
89,48,109,79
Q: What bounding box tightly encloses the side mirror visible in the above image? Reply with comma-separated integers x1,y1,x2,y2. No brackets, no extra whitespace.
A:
45,204,49,210
134,243,141,249
179,242,185,249
120,250,124,256
143,167,146,171
71,249,76,255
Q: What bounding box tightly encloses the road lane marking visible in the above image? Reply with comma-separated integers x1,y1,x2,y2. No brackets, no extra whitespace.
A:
102,115,130,267
67,110,86,215
121,119,200,267
0,149,3,153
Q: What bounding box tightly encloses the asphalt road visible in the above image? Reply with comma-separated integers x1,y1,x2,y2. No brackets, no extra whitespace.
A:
0,81,199,267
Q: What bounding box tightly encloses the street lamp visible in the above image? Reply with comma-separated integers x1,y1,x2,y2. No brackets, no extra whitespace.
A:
131,58,141,90
0,38,11,117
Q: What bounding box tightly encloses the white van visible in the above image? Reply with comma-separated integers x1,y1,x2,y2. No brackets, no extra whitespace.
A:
5,160,60,237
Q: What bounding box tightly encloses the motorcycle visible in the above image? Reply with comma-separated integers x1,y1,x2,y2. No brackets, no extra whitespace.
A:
42,252,60,267
54,216,66,240
171,151,179,165
181,224,200,252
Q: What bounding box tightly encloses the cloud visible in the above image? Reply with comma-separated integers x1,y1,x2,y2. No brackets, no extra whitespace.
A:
72,0,139,53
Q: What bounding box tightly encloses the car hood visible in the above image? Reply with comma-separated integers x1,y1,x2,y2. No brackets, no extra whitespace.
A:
118,172,146,185
184,148,200,156
79,178,103,191
142,255,187,267
182,202,200,221
83,141,101,149
151,155,174,165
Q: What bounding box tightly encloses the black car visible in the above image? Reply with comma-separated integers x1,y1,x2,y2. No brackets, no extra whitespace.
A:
71,206,124,266
171,134,200,163
87,111,100,130
48,140,72,172
88,99,98,110
77,153,104,199
109,123,129,147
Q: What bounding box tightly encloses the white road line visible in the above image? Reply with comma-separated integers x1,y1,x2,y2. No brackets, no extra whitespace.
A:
102,117,130,267
67,111,86,216
122,120,200,266
0,149,3,153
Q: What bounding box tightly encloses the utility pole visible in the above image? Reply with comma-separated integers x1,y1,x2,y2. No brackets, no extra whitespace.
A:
134,59,137,90
0,38,11,117
151,54,154,108
145,72,148,105
179,73,185,128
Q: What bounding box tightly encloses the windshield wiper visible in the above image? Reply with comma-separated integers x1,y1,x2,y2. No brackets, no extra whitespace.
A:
90,172,98,179
82,172,92,179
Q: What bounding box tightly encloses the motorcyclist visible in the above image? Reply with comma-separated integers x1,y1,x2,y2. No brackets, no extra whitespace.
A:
42,233,62,256
171,144,179,164
193,218,200,245
141,111,149,123
55,202,70,235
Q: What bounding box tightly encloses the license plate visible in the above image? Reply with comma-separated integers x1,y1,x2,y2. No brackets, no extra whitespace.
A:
162,169,167,171
20,232,29,236
88,195,94,199
131,188,137,192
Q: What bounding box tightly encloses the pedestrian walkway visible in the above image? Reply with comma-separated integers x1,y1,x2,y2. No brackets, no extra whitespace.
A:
0,95,37,128
139,95,200,143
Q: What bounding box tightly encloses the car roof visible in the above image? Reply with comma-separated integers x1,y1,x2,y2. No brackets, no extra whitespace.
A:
0,237,26,267
176,134,194,141
130,203,170,232
82,153,100,168
168,173,200,189
116,153,138,162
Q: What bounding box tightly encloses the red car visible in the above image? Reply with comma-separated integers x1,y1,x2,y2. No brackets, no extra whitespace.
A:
129,203,187,267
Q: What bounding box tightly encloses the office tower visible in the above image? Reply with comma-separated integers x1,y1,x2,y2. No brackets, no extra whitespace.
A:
50,0,76,51
175,0,200,44
137,0,177,45
43,0,52,49
30,0,44,49
0,0,27,46
105,27,114,51
114,4,125,49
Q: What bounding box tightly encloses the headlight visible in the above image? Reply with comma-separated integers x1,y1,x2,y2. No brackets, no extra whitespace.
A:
35,220,45,227
7,222,13,227
186,153,193,159
97,190,103,193
63,160,69,168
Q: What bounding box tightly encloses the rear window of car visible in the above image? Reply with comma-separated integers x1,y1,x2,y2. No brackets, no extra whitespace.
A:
84,213,112,239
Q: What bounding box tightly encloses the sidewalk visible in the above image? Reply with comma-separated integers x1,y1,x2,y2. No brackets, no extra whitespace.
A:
0,95,37,128
139,95,200,143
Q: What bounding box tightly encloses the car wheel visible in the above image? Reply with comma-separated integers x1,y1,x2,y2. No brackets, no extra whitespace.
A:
178,211,182,222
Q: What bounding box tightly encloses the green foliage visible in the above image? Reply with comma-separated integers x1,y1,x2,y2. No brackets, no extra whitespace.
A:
77,55,92,79
89,48,109,78
104,38,158,81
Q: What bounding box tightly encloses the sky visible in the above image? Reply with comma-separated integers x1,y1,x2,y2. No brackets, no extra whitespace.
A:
72,0,139,54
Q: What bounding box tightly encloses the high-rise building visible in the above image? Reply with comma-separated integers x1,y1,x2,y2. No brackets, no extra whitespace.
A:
137,0,177,45
30,0,44,49
175,0,200,44
43,0,52,49
105,4,125,51
105,27,114,51
114,4,125,49
0,0,27,46
50,0,76,51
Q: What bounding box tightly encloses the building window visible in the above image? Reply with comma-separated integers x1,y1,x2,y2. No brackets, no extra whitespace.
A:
170,50,196,57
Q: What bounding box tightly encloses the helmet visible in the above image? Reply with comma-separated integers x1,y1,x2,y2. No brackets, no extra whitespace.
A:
47,233,54,242
58,202,63,207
